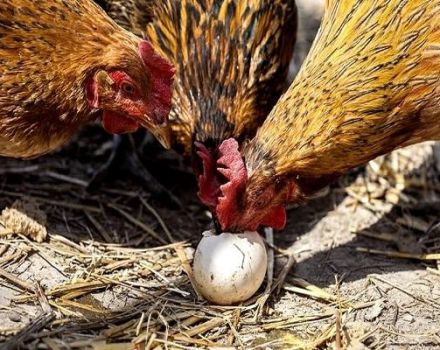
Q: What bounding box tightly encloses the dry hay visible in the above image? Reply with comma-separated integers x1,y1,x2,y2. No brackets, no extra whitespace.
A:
0,212,367,350
0,138,439,350
0,199,48,243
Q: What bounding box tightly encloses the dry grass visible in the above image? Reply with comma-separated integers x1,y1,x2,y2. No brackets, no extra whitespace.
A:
0,140,439,350
0,220,359,349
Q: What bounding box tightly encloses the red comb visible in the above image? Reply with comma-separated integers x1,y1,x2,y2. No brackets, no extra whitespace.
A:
216,138,247,229
138,41,175,81
196,142,220,209
138,41,175,124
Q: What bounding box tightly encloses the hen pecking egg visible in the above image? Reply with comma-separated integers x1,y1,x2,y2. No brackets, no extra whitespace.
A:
193,230,267,305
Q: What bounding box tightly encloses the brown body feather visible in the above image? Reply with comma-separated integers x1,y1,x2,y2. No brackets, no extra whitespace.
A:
216,0,440,231
99,0,154,36
146,0,297,155
248,0,440,180
0,0,171,159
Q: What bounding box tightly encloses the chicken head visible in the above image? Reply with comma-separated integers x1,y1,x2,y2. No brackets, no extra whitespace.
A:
86,40,174,149
196,137,290,232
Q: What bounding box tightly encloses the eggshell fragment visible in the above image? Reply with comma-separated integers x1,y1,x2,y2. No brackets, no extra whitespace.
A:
193,230,267,305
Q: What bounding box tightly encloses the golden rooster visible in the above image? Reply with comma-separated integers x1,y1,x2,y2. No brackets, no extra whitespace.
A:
208,0,440,231
0,0,173,160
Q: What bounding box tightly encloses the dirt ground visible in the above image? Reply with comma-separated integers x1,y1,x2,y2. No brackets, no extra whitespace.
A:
1,1,440,349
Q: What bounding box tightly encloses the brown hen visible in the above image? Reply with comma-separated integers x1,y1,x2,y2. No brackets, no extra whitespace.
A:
210,0,440,231
0,0,174,159
146,0,297,212
87,0,182,203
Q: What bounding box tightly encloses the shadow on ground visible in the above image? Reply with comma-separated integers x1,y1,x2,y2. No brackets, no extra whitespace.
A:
279,154,439,289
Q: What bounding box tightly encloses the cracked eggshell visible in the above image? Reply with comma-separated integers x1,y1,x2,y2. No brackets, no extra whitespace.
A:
193,230,267,305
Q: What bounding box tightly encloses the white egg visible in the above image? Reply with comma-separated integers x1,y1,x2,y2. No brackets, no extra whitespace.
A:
193,230,267,305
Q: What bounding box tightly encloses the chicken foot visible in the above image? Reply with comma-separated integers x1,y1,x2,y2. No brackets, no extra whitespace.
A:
87,133,183,208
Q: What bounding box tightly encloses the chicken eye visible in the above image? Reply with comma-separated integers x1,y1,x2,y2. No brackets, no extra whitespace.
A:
121,82,135,95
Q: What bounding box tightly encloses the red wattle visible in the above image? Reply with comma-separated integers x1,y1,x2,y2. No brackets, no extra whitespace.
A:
195,142,220,209
260,207,287,230
102,112,139,134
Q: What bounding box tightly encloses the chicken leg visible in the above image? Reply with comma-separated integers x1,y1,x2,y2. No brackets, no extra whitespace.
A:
87,133,183,208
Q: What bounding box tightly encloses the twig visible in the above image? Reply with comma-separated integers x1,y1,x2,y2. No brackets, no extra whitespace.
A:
44,171,88,187
0,251,25,267
0,243,9,257
0,267,35,293
107,204,167,245
182,317,226,338
135,312,146,337
427,267,440,276
0,165,41,175
139,196,175,243
252,227,274,320
335,309,342,350
371,275,440,308
35,283,52,314
175,245,201,299
273,253,296,294
84,212,113,243
283,277,344,304
0,190,100,212
227,308,241,346
37,199,101,213
354,230,397,242
264,227,274,294
59,299,107,314
357,247,440,261
50,234,90,255
171,334,221,347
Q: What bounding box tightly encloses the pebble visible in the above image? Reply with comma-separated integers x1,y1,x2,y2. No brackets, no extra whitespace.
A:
8,312,22,322
402,313,415,323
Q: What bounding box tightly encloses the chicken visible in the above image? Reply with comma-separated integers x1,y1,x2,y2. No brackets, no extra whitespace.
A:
146,0,297,215
87,0,178,201
207,0,440,231
0,0,174,160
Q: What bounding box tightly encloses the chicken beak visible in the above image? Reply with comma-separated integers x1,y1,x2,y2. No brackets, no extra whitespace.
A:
149,123,172,150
